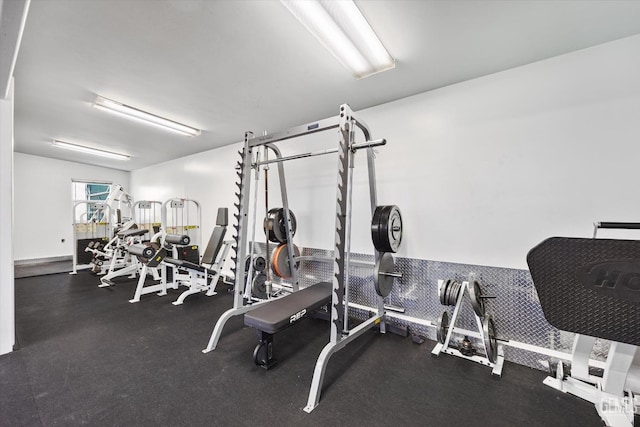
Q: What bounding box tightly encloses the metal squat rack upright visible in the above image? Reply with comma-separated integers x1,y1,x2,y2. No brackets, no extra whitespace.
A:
431,278,505,376
201,103,397,413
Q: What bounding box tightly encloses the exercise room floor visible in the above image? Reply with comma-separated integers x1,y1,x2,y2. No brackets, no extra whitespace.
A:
1,271,611,426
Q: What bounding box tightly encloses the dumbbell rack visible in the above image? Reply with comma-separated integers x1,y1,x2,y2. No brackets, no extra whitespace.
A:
431,279,505,376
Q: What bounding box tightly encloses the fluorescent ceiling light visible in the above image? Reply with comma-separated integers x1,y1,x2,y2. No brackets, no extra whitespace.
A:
52,140,131,161
93,96,201,137
281,0,395,79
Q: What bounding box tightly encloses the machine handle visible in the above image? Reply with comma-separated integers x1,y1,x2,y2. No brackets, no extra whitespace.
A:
596,222,640,230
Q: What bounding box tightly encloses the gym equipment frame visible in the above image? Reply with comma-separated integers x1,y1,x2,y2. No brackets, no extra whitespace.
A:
201,104,393,413
431,279,505,376
71,184,134,274
528,222,640,427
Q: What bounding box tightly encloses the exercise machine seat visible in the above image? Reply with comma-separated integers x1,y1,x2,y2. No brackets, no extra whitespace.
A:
117,228,149,238
527,237,640,346
245,281,332,334
164,224,227,273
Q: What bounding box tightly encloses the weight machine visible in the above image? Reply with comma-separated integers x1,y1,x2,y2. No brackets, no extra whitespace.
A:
528,222,640,427
133,200,162,241
201,104,402,413
71,184,133,274
162,207,233,305
157,198,201,292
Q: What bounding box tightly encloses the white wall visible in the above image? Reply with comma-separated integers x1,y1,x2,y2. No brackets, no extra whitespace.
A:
0,79,15,354
13,153,130,261
131,35,640,270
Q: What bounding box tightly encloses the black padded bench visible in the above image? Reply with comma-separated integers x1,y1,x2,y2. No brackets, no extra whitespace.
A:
527,237,640,346
117,228,149,238
245,281,332,368
164,258,207,273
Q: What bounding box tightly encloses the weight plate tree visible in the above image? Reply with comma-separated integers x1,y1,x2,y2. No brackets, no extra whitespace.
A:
371,205,403,253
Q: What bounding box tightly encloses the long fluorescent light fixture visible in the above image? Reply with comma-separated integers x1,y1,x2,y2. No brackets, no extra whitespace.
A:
281,0,395,79
52,140,131,161
93,96,201,137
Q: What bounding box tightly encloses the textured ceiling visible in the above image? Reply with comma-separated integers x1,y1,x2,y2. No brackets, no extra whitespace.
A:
12,0,640,171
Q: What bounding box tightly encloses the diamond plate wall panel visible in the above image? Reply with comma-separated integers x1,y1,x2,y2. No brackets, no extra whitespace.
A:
250,242,607,371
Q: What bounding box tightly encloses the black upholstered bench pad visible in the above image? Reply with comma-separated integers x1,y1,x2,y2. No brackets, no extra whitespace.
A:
117,228,149,238
164,258,206,273
245,282,332,334
527,237,640,346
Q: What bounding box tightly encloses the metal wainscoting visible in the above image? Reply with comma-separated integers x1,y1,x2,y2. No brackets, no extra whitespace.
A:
252,243,608,371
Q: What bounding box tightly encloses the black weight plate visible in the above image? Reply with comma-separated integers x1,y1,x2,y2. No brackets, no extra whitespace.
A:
272,208,297,244
374,253,395,297
446,280,458,306
449,282,460,305
372,205,403,253
371,205,390,252
444,280,452,306
440,279,450,305
436,311,449,344
264,208,280,243
469,281,485,317
253,255,266,272
375,205,392,252
483,315,498,363
455,282,463,304
252,272,267,299
441,280,449,306
385,206,403,253
446,281,454,305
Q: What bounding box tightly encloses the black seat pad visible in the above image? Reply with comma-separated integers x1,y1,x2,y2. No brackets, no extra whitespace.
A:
245,282,332,334
117,228,149,238
527,237,640,346
164,257,208,273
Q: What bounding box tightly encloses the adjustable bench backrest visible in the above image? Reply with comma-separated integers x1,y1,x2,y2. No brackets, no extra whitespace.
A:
527,237,640,346
201,207,228,266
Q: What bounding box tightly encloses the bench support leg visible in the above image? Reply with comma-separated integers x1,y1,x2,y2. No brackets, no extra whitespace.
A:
253,331,277,369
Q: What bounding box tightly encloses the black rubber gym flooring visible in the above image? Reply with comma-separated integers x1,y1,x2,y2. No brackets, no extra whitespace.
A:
1,271,610,426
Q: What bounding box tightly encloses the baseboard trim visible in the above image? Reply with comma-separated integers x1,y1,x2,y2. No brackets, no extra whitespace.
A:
14,255,73,266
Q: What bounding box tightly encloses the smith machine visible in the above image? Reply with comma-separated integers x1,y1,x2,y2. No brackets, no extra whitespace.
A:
202,104,403,412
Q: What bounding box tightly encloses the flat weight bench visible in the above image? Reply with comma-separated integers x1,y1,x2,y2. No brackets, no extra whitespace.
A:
527,237,640,427
245,281,332,369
